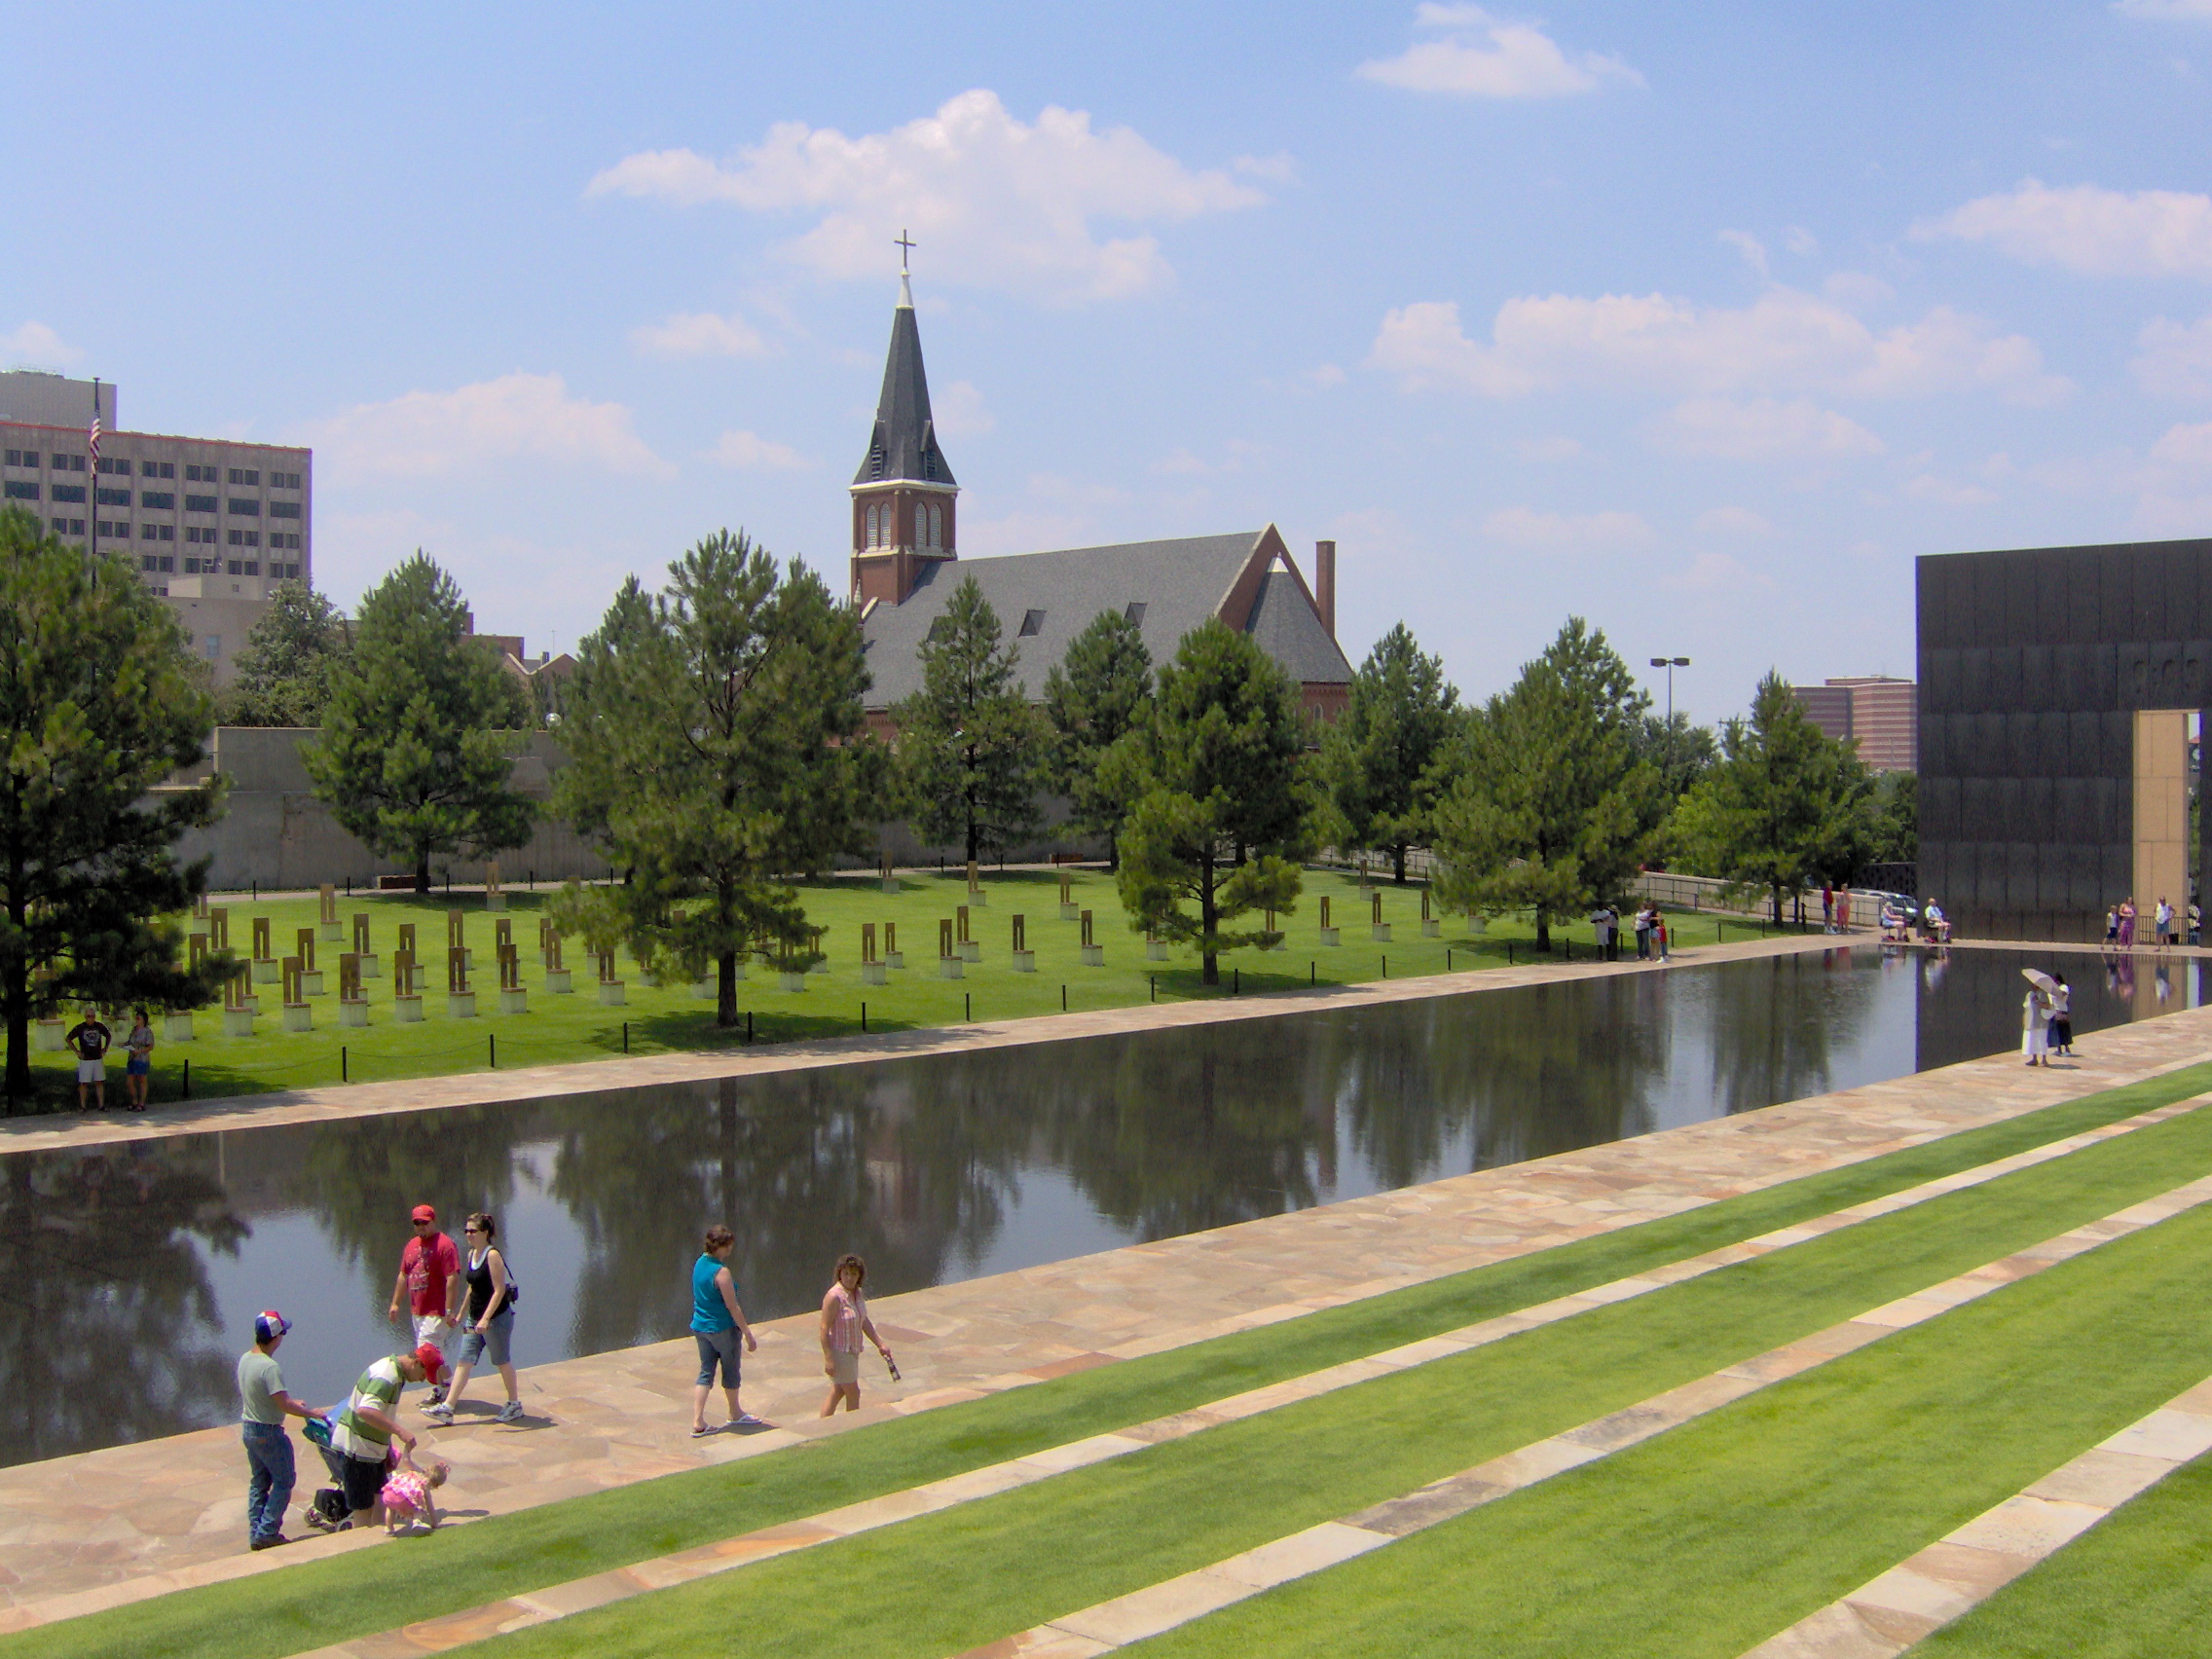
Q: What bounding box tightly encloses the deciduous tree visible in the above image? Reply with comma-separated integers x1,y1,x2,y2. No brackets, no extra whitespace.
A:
1043,608,1153,867
0,509,231,1109
895,576,1043,863
1104,619,1314,985
548,533,878,1024
303,553,534,893
220,581,351,727
1320,623,1458,883
1429,617,1658,950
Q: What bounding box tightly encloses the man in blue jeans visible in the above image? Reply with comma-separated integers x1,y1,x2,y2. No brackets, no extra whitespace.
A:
238,1309,317,1550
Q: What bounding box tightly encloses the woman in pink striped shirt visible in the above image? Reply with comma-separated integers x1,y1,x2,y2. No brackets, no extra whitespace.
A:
819,1254,893,1417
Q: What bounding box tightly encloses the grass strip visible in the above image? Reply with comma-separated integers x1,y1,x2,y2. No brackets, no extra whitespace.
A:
1911,1443,2212,1657
1126,1203,2212,1659
11,1060,2208,1659
361,1086,2212,1659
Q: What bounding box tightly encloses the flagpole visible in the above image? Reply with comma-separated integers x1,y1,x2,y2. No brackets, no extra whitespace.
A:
88,377,101,569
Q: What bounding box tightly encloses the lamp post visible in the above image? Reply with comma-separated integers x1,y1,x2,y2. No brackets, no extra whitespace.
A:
1649,656,1690,724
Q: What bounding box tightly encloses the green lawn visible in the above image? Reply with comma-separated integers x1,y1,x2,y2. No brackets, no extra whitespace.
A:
19,867,1770,1106
11,1060,2206,1659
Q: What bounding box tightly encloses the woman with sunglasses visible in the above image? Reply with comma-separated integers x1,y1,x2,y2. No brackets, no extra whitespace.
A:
424,1213,522,1423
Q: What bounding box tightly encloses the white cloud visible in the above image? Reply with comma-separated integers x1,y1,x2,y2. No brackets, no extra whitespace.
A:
2113,0,2212,18
1785,226,1820,258
1368,288,2067,405
1916,179,2212,279
587,90,1267,305
1307,363,1348,387
2135,313,2212,399
630,311,768,358
1696,505,1773,537
2150,420,2212,471
1514,434,1583,461
1,320,80,370
305,373,672,481
706,429,810,471
1358,4,1642,97
1481,506,1655,552
1649,397,1886,461
1153,438,1263,476
1902,472,1999,505
1718,230,1769,276
1662,550,1771,591
930,379,995,438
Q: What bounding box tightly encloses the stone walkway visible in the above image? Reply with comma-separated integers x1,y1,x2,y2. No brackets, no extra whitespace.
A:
278,1091,2212,1659
5,970,2210,1634
951,1171,2212,1659
0,931,1841,1155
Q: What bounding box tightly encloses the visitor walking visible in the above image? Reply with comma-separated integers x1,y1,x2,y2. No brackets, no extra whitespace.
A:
329,1343,438,1528
2049,974,2074,1056
820,1254,895,1417
122,1009,155,1111
2192,902,2203,947
65,1008,111,1111
238,1309,317,1551
426,1212,523,1422
2157,897,2175,947
1821,884,1835,933
2119,899,2137,946
1834,889,1853,933
689,1224,762,1435
1634,903,1654,960
387,1204,461,1404
2105,905,2120,945
2022,984,2052,1066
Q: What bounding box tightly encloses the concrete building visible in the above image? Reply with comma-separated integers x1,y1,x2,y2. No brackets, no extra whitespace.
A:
1792,675,1918,772
1,371,311,683
1917,535,2212,940
848,270,1351,722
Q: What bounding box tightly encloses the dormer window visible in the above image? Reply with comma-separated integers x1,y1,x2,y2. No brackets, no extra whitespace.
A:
1124,602,1146,626
1018,608,1046,638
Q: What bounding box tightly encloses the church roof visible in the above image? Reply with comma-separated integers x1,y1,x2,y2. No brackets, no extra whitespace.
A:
859,529,1352,711
852,283,955,490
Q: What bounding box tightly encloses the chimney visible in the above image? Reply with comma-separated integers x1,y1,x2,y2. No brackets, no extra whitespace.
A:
1314,540,1337,639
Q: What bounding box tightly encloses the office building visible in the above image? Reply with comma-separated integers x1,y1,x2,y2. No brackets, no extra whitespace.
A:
1,371,311,682
1791,675,1918,772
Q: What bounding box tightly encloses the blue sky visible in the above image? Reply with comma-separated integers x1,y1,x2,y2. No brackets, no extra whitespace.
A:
7,2,2212,721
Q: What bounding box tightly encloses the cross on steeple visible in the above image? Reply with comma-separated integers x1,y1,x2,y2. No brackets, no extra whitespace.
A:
895,229,915,273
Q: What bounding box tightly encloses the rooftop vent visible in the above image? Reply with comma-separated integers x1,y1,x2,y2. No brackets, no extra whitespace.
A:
1018,608,1046,638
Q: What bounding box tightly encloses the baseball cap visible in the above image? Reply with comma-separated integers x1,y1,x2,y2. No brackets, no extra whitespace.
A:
414,1343,446,1376
411,1204,437,1224
254,1309,291,1342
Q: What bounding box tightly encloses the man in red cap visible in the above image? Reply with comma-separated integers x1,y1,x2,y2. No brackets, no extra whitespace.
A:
328,1342,443,1529
388,1203,461,1404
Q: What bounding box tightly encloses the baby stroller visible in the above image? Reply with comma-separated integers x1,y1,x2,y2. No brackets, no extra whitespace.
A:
301,1411,360,1532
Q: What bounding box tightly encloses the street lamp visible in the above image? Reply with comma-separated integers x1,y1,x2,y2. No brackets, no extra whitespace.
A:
1649,656,1690,724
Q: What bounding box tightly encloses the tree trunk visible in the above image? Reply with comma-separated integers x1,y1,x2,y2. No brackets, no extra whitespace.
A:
415,849,431,894
1772,885,1785,925
5,1009,26,1112
717,948,739,1028
1534,908,1552,952
1393,845,1408,884
1199,850,1220,986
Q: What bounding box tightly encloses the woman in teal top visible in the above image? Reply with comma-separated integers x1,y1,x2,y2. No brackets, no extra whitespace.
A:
689,1224,759,1436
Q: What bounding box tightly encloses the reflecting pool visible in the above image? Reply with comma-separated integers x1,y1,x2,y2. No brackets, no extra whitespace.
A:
3,944,2197,1467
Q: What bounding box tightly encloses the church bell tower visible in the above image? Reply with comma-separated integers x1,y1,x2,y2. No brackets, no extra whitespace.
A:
851,240,957,606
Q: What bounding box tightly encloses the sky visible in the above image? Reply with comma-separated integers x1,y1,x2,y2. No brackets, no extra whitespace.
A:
7,2,2212,723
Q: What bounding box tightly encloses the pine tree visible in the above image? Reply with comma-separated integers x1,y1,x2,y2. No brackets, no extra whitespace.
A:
894,576,1044,862
1104,619,1314,985
221,581,351,726
302,553,534,893
1043,608,1153,867
548,533,878,1024
0,509,232,1109
1671,672,1878,922
1319,623,1458,883
1430,617,1658,951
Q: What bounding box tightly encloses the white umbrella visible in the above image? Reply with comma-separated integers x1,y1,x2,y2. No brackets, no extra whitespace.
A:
2022,968,2058,992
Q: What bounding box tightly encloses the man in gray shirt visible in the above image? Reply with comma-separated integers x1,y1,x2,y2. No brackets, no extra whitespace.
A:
238,1309,316,1551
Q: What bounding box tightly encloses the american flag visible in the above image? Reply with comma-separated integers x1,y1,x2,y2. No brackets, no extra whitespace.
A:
88,408,100,467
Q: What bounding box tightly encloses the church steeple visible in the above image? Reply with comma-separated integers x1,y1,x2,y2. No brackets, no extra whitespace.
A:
851,236,957,606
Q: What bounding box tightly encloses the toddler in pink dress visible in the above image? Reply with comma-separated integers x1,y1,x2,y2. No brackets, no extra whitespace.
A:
381,1456,449,1534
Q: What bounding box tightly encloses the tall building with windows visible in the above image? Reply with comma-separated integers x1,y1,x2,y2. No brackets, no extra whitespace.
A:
1,371,311,682
1791,675,1918,772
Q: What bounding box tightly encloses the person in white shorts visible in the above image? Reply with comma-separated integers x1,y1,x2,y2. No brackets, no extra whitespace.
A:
387,1203,461,1404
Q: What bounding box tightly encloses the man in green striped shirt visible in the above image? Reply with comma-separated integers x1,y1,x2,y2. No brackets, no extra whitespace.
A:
329,1342,441,1526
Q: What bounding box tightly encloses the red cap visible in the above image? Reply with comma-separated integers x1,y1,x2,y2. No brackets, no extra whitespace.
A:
414,1343,446,1377
411,1204,436,1224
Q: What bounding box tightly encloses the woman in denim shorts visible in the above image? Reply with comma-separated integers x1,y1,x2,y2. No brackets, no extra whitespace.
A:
689,1225,760,1436
425,1212,523,1423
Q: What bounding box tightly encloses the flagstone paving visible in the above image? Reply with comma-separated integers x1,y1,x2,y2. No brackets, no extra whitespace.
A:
4,954,2211,1634
264,1090,2212,1659
946,1171,2212,1659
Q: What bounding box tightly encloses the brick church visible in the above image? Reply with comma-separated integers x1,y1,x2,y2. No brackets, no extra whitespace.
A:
850,268,1353,722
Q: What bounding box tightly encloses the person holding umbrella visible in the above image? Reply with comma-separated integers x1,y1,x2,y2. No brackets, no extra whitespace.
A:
2022,969,2056,1066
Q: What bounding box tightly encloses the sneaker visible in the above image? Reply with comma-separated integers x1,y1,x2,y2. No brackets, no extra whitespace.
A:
422,1401,454,1422
428,1385,448,1405
249,1534,291,1551
496,1400,525,1423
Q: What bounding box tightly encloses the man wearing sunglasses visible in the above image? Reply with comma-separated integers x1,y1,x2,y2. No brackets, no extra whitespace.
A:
387,1203,461,1404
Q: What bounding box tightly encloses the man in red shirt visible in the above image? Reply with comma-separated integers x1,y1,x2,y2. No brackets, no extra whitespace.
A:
387,1204,461,1403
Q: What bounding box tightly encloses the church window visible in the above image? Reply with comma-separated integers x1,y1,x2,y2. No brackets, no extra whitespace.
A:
865,503,879,547
1018,608,1046,638
928,502,943,548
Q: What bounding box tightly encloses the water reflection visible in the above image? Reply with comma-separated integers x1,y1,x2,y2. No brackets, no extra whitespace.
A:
0,946,2170,1467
